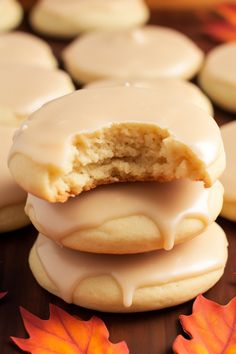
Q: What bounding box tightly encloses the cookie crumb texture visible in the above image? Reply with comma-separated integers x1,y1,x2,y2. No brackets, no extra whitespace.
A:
71,125,205,191
10,124,207,202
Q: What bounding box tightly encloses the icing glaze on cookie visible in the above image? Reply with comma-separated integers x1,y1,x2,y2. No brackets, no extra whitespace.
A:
0,125,26,208
26,179,223,250
9,87,224,171
37,0,147,15
0,63,74,118
63,26,203,80
220,121,236,200
86,78,213,114
0,31,56,68
35,223,228,306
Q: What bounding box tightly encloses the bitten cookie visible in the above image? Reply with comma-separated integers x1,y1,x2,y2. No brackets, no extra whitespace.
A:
0,31,57,68
26,179,224,253
63,26,204,83
0,0,22,32
30,0,149,38
0,63,74,122
29,223,228,312
220,121,236,221
86,78,213,115
199,43,236,113
8,87,225,202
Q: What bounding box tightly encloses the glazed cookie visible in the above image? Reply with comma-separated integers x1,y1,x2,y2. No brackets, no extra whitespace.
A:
30,0,149,38
0,63,74,122
63,26,204,83
86,78,213,115
29,223,228,312
0,0,22,32
0,125,28,232
0,64,74,232
9,87,225,202
220,121,236,221
199,43,236,113
26,179,224,253
0,31,57,68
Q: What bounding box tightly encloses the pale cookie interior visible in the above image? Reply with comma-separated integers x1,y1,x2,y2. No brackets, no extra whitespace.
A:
10,124,220,202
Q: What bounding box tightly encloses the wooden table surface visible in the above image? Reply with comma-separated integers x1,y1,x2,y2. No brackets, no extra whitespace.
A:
1,9,236,354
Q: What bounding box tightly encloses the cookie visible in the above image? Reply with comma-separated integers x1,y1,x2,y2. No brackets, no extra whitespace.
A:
26,179,223,253
30,0,149,38
199,43,236,113
86,78,213,115
0,64,74,232
29,223,228,312
0,63,74,122
0,31,57,68
8,87,225,202
0,125,29,232
0,0,22,32
63,26,204,83
219,121,236,221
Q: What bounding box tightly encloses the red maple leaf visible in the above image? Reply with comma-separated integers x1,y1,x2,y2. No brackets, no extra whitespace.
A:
173,295,236,353
0,292,7,300
203,2,236,42
204,21,236,42
12,304,129,354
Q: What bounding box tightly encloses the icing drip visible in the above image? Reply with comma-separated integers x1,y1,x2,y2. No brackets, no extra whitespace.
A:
26,179,223,250
35,223,228,306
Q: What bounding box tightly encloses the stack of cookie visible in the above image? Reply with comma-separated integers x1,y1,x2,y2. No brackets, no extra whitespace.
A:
8,87,228,312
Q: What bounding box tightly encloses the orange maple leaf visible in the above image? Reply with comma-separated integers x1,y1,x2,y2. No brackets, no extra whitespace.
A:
173,295,236,354
215,3,236,27
12,304,129,354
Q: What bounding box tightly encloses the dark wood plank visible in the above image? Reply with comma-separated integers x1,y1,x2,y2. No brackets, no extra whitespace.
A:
1,9,236,354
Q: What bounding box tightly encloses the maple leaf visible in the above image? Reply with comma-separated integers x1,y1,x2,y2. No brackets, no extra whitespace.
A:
0,292,7,300
215,3,236,27
202,2,236,42
12,304,129,354
204,22,236,42
173,295,236,354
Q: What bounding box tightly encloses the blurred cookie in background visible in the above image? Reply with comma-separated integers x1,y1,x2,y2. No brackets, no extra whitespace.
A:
199,43,236,113
30,0,149,38
0,0,23,32
0,63,74,233
63,26,204,84
220,121,236,222
0,31,57,69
